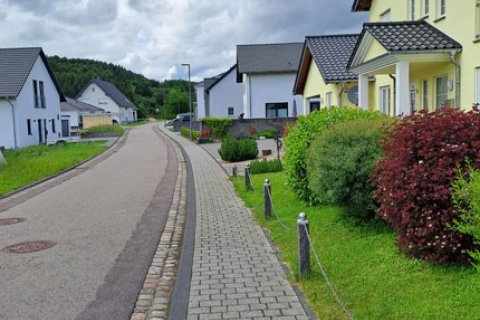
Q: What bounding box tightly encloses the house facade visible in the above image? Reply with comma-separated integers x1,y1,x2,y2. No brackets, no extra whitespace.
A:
237,43,304,118
349,0,480,115
0,47,65,149
294,35,361,115
194,82,205,120
77,78,137,124
60,97,111,138
206,65,243,119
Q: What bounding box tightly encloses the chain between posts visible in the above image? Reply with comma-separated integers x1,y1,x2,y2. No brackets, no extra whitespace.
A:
266,185,296,231
302,223,354,320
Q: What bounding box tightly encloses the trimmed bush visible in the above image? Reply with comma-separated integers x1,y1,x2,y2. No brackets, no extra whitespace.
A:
202,117,232,139
451,165,480,269
306,118,389,219
218,137,258,162
250,159,283,174
372,108,480,264
180,127,200,140
284,107,386,204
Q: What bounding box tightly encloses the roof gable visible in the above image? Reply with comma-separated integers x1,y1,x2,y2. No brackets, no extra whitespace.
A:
236,42,304,81
348,21,462,69
294,34,359,94
61,97,105,112
79,78,136,109
205,65,237,93
0,47,65,101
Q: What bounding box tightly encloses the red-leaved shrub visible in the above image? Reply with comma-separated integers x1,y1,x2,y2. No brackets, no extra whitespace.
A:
372,108,480,264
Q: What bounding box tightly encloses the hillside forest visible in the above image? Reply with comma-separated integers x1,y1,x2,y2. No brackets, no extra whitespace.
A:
48,56,194,119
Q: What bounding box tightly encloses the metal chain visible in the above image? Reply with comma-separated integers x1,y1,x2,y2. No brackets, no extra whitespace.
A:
303,224,354,320
266,186,296,231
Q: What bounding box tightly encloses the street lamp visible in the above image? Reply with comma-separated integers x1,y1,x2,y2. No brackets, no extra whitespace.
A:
163,79,167,126
182,63,193,141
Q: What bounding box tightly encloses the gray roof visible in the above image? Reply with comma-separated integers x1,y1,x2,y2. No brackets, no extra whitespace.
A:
205,65,237,93
204,72,225,92
306,35,359,83
0,47,65,101
80,78,136,109
236,43,304,79
61,97,105,113
363,21,462,52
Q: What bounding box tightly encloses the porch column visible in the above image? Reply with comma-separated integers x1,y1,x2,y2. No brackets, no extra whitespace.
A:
358,74,369,110
395,61,411,116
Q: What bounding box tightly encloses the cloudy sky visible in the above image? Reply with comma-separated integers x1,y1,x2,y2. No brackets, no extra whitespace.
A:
0,0,368,81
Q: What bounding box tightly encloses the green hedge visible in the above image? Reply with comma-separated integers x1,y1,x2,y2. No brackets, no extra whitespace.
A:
307,118,390,219
202,117,232,139
80,125,124,137
218,137,258,162
250,158,283,174
284,107,386,204
180,127,200,140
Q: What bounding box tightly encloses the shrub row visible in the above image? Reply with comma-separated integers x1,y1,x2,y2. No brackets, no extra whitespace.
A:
180,127,200,140
250,158,283,174
218,137,258,162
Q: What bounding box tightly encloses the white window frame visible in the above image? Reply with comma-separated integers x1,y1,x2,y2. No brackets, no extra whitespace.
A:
476,0,480,39
476,67,480,105
379,86,391,116
421,0,430,17
422,80,429,110
409,0,416,20
326,92,333,107
437,0,446,18
435,75,449,109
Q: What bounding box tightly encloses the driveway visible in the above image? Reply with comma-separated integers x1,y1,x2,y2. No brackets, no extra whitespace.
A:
0,123,178,320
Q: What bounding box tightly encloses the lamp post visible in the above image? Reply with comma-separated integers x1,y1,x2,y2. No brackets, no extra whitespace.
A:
182,63,193,141
163,79,167,126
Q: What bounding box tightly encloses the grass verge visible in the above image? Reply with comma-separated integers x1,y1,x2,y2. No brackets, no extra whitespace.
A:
0,141,107,196
81,125,125,136
232,171,480,320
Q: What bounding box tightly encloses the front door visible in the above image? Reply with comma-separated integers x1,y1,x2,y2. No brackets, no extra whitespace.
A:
37,119,43,144
61,119,70,137
43,119,48,143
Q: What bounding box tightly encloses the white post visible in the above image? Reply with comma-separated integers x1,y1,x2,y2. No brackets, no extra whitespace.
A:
358,74,369,110
395,61,411,116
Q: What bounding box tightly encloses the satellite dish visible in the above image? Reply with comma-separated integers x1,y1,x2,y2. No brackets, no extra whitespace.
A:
348,86,359,105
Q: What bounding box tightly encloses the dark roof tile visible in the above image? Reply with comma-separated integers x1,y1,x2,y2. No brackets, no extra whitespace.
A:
237,43,303,75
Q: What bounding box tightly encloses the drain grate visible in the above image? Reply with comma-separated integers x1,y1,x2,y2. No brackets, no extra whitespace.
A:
0,218,26,226
2,241,57,254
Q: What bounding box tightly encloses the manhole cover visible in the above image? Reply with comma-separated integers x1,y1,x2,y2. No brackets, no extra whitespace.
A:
0,218,26,226
2,241,57,254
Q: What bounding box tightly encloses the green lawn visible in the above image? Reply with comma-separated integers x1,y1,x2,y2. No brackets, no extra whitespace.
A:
0,141,107,196
232,172,480,320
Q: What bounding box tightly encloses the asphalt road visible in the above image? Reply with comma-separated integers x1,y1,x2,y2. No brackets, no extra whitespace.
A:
0,123,177,320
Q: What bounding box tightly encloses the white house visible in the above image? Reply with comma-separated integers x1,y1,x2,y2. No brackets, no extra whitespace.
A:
205,65,243,119
236,43,304,118
0,47,65,149
60,97,110,138
194,82,205,120
76,78,137,124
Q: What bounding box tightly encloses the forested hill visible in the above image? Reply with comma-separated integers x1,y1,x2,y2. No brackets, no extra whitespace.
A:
48,55,191,119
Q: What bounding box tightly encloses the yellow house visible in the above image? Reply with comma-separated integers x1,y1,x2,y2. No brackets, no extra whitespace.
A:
349,0,480,115
293,35,362,115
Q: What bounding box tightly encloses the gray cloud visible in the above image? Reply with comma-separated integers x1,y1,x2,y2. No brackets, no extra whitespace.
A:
0,0,368,81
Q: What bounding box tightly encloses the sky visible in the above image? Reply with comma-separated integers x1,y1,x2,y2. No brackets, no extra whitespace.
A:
0,0,368,82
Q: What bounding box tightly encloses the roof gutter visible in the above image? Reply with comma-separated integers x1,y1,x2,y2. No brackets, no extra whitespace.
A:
6,97,18,149
449,50,461,109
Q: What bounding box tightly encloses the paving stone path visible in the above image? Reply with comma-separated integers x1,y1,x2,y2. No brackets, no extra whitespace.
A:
163,127,310,320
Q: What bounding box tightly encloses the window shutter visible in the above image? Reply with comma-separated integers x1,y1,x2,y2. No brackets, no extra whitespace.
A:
476,68,480,104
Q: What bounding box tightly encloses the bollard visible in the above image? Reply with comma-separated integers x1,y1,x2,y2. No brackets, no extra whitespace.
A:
232,165,238,177
297,212,310,274
245,164,252,190
264,179,271,219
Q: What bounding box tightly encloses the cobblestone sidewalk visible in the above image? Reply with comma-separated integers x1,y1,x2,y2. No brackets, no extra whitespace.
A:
164,127,310,320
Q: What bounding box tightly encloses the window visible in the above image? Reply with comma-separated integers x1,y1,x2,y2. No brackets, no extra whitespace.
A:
437,0,446,18
27,119,32,135
409,0,415,20
98,99,108,105
422,0,429,17
379,86,391,115
381,9,391,22
476,67,480,104
476,0,480,39
51,119,56,133
422,80,429,110
39,81,45,109
326,92,333,107
228,107,234,116
266,103,288,118
33,80,39,108
435,75,449,109
91,87,95,92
